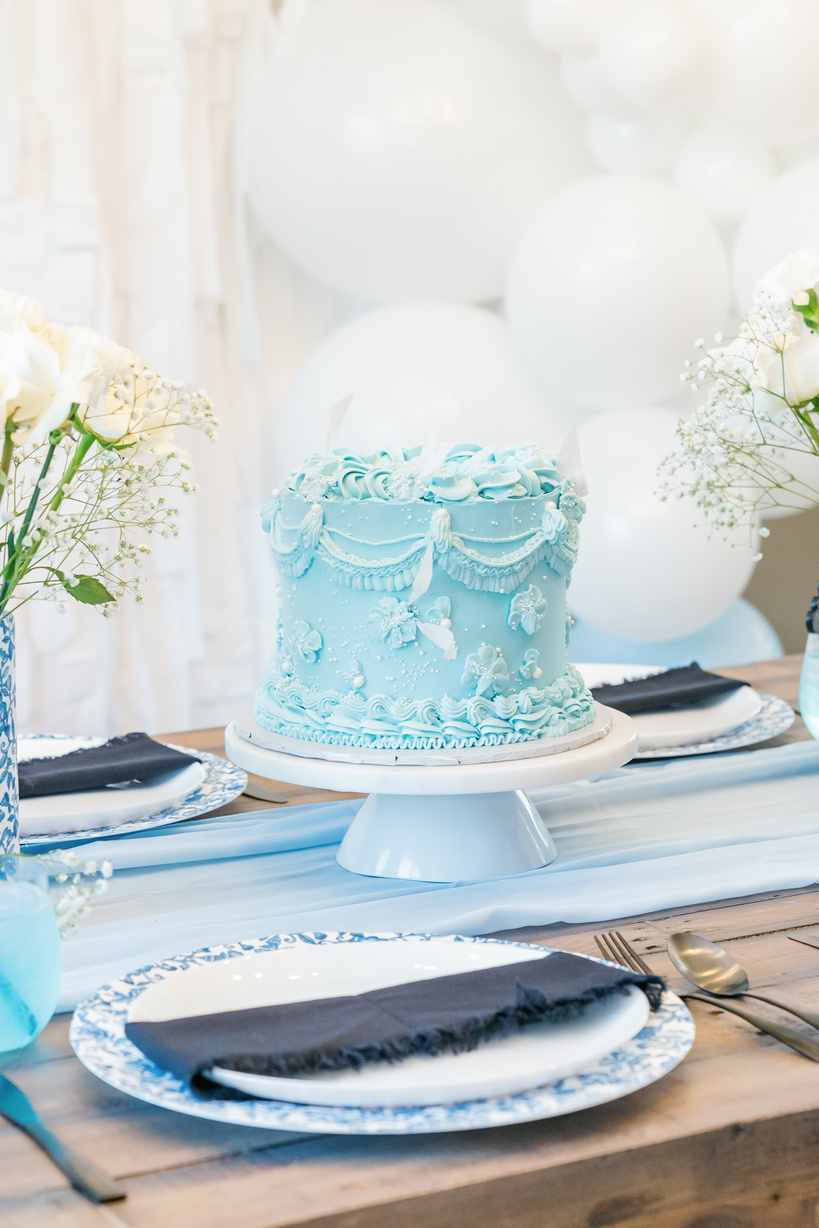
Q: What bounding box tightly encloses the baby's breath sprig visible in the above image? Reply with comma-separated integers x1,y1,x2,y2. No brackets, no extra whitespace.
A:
10,849,112,937
659,249,819,554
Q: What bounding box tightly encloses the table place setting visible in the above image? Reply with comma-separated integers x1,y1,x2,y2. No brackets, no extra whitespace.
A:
17,732,247,846
11,911,819,1208
581,662,796,757
69,931,694,1136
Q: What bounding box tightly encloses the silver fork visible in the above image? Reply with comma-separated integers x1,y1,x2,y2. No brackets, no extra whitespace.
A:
595,930,819,1062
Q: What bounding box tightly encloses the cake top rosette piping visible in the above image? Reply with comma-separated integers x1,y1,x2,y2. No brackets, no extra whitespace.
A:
286,443,563,503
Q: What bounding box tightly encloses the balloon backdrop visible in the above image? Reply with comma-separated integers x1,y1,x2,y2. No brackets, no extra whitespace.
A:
688,0,819,147
585,107,688,175
524,0,609,56
596,0,696,110
505,175,730,410
569,599,782,669
559,53,639,118
248,0,592,303
568,408,757,641
733,158,819,310
673,126,775,225
273,304,570,481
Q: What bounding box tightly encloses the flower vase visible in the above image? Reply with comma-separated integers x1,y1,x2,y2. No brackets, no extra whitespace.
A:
0,616,18,853
800,631,819,740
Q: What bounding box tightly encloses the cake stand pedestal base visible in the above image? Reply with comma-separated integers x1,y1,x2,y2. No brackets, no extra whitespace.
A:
336,789,555,882
225,705,637,885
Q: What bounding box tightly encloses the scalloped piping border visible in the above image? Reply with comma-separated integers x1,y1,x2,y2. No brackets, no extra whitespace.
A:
254,666,596,751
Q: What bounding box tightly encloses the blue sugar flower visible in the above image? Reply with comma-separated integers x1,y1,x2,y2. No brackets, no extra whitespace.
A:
291,620,323,663
461,643,510,697
507,585,548,636
368,596,418,649
519,648,543,681
426,596,452,627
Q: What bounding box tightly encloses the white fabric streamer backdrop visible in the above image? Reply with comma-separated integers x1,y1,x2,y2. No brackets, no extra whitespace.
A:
0,0,349,736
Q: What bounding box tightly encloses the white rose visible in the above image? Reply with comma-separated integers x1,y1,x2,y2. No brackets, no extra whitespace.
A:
0,289,44,333
754,247,819,309
758,327,819,405
0,319,136,443
79,368,180,447
79,391,134,443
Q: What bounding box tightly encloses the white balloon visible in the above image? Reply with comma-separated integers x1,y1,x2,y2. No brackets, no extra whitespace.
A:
524,0,609,55
597,0,697,109
688,0,819,146
248,0,592,303
506,175,730,410
585,106,688,175
733,158,819,310
559,53,640,117
570,599,782,668
447,0,532,47
569,409,757,641
274,304,571,481
673,126,774,225
777,135,819,170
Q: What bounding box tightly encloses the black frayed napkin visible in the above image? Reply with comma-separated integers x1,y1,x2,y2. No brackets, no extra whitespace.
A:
18,732,199,799
591,662,748,716
125,951,665,1100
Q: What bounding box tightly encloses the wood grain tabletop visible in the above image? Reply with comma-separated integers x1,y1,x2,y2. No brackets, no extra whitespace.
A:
3,655,819,1228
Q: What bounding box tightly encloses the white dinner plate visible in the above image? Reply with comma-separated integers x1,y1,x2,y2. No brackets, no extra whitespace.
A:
18,736,247,845
129,936,650,1108
71,932,695,1135
20,761,206,837
630,686,762,750
575,663,770,752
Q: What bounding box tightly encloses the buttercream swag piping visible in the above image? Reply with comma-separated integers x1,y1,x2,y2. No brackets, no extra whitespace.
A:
261,483,584,595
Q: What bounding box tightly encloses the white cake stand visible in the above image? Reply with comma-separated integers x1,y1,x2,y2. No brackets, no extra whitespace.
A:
224,704,637,885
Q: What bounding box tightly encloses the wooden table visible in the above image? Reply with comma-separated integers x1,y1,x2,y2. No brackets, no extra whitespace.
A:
4,656,819,1228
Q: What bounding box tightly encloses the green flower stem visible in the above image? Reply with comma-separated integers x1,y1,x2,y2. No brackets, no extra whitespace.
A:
48,430,94,516
0,407,94,613
793,404,819,454
0,440,58,611
0,422,14,504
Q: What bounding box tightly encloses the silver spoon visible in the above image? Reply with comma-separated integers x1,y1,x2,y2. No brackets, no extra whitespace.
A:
668,931,819,1030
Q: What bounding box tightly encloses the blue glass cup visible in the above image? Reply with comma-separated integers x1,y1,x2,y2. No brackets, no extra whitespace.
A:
0,856,62,1054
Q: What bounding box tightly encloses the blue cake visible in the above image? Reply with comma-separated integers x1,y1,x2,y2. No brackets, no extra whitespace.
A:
255,444,595,751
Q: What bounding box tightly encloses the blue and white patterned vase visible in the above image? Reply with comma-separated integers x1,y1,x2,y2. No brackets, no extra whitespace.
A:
0,616,18,854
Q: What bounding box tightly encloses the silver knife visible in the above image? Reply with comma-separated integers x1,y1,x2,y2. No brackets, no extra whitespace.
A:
0,1072,126,1203
788,933,819,952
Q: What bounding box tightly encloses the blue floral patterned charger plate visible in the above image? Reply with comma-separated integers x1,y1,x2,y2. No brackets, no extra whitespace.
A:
634,692,795,759
19,737,246,846
69,931,695,1136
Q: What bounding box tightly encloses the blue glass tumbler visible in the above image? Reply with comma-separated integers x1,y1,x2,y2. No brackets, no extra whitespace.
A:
0,856,61,1054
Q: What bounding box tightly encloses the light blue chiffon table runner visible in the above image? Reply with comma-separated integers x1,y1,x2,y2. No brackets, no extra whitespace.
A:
58,740,819,1010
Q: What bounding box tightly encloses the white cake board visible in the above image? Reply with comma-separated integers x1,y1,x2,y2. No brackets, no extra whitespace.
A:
224,705,637,885
231,709,612,766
